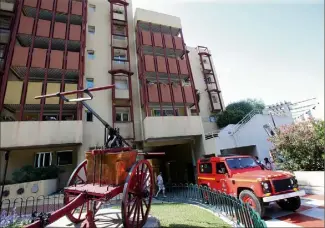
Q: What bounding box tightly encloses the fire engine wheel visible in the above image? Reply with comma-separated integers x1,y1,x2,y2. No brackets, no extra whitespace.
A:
64,160,102,223
277,196,301,211
239,190,264,217
121,160,154,228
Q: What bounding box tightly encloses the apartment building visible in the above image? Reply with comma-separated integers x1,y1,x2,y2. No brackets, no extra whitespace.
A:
0,0,224,186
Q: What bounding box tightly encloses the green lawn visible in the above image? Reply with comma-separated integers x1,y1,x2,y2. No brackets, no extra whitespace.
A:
149,203,231,228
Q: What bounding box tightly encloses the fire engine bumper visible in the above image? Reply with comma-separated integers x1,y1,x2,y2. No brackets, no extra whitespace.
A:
262,190,306,203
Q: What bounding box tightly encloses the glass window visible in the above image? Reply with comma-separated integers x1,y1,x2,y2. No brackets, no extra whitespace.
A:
89,4,96,12
87,50,95,60
57,151,73,166
86,78,94,88
86,111,93,122
199,163,212,174
153,109,179,116
212,95,218,103
115,79,128,90
34,152,52,168
226,157,259,170
88,25,95,34
116,112,129,122
216,162,228,174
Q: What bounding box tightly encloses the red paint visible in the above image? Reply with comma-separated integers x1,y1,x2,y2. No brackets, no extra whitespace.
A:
160,84,172,102
174,36,183,50
69,24,81,41
153,33,163,47
184,86,195,104
172,84,183,103
167,57,178,74
144,55,155,72
148,84,159,102
24,0,37,7
178,58,189,75
18,15,34,35
278,213,324,227
49,50,64,69
31,48,46,68
163,34,173,48
41,0,53,10
156,56,167,73
12,46,29,67
141,30,152,45
53,22,66,39
71,0,82,15
36,19,50,37
56,0,69,13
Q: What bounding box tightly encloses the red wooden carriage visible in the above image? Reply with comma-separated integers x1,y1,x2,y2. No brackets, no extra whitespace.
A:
25,85,163,228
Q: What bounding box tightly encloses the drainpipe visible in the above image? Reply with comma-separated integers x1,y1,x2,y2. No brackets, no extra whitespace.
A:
0,151,10,209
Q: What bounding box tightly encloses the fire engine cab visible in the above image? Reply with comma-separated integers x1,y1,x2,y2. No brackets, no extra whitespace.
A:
197,155,305,217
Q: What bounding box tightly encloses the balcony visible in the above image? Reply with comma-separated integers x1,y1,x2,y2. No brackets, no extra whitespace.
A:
0,121,83,149
143,116,204,140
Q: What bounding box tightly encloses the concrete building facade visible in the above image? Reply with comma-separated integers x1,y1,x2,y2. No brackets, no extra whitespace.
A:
0,0,224,186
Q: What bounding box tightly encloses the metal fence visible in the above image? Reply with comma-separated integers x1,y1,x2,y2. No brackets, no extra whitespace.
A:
0,193,64,217
1,184,267,228
156,184,267,228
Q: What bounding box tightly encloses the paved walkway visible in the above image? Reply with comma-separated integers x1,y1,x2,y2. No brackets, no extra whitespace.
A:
47,208,160,228
264,194,324,227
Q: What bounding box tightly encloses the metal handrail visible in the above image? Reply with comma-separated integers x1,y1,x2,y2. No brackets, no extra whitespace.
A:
232,109,263,135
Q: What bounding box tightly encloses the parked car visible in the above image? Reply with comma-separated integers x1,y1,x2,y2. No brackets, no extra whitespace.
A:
197,155,305,217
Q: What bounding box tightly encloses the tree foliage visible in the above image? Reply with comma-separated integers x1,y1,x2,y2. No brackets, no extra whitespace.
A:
216,99,265,128
269,119,325,171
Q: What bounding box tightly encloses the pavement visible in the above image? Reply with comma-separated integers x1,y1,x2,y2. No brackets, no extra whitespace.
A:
47,208,160,228
264,194,324,227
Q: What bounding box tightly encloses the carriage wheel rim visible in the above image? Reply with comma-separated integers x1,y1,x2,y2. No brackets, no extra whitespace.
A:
122,160,154,228
64,160,102,223
242,195,256,209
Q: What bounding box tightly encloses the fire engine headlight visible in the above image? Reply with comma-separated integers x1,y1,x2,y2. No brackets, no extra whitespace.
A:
261,181,271,193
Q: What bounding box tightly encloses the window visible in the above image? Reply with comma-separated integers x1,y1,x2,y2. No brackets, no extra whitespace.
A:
153,109,179,116
43,114,58,121
116,112,129,122
226,157,259,170
205,77,211,83
86,78,94,88
34,152,52,168
89,4,96,12
0,45,5,58
88,25,95,34
216,162,228,174
86,111,93,121
199,163,212,174
212,95,218,103
57,151,73,166
115,79,128,90
87,50,95,60
113,8,123,14
113,25,126,36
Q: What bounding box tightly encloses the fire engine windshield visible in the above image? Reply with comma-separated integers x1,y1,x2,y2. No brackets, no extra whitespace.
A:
226,157,259,169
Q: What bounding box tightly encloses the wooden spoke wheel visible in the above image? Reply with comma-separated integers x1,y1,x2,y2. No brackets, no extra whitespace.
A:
122,160,154,228
64,160,102,223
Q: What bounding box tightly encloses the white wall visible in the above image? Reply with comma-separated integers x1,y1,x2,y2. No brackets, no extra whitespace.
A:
134,8,182,28
294,171,324,195
212,114,294,159
187,46,219,134
79,0,140,163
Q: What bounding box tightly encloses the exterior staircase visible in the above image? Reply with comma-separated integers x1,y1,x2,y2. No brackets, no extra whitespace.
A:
231,109,263,135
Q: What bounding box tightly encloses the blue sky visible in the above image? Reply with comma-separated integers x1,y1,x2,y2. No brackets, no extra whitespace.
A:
133,0,324,119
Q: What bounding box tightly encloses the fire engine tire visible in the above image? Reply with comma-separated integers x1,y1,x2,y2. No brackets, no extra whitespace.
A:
276,196,301,211
239,190,265,217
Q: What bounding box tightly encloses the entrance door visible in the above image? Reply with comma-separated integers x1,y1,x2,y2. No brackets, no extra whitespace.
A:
215,162,228,192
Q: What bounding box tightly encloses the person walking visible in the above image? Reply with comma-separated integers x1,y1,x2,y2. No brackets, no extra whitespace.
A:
155,172,166,198
255,156,266,169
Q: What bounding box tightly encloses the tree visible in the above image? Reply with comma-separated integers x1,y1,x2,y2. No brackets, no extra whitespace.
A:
216,99,265,128
269,119,325,171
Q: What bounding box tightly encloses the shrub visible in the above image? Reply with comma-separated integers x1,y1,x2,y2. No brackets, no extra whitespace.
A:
269,119,325,171
12,165,61,184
